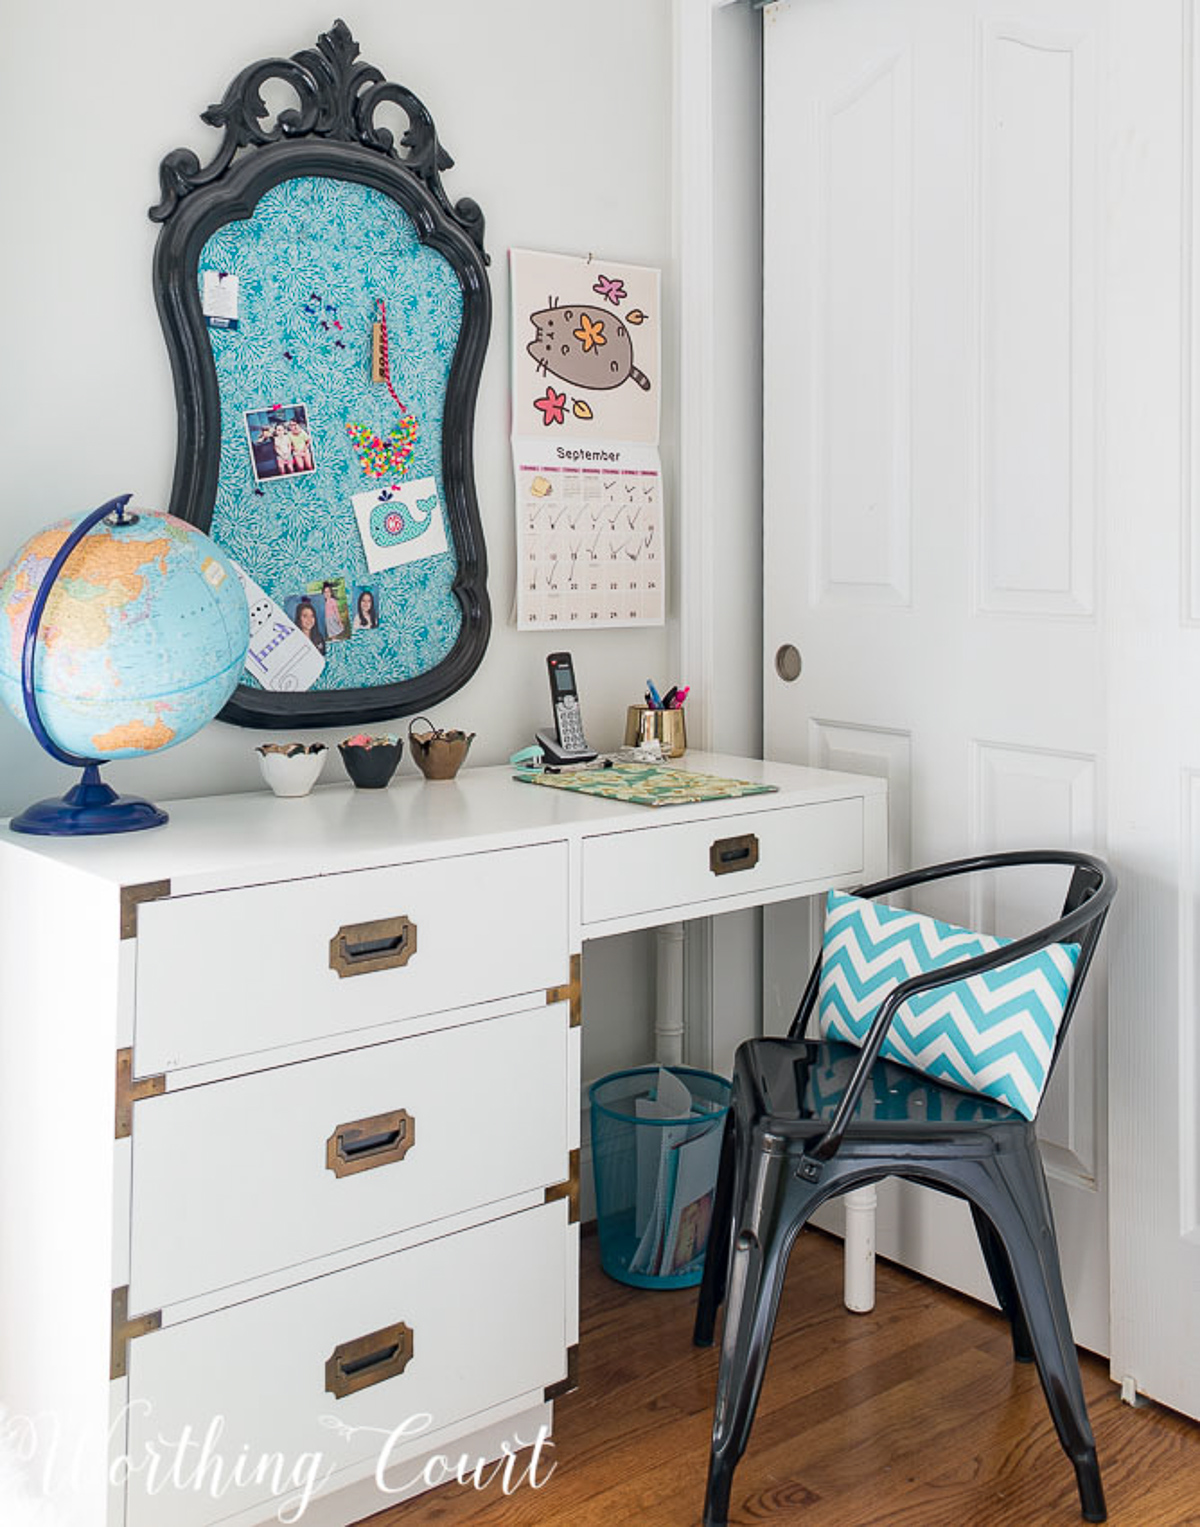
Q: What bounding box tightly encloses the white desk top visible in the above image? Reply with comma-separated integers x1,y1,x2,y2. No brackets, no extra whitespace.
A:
0,752,885,896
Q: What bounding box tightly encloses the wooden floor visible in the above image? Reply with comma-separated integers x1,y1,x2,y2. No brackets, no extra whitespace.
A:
366,1230,1200,1526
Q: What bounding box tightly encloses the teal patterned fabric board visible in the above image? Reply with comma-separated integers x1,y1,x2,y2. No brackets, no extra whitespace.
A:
199,175,463,690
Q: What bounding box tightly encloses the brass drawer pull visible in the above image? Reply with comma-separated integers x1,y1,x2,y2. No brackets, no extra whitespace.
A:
325,1320,414,1399
329,914,417,978
710,833,760,876
326,1108,415,1178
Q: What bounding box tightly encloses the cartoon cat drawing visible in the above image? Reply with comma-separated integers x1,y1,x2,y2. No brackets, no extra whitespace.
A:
527,301,650,392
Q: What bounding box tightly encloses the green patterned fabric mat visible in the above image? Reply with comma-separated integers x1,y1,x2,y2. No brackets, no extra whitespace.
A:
513,763,780,807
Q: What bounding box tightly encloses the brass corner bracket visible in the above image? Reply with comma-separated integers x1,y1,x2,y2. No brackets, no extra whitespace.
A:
544,1149,581,1224
110,1286,162,1381
546,953,582,1028
119,880,171,940
115,1049,166,1140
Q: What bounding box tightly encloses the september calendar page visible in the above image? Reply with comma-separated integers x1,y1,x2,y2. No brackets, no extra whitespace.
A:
509,249,663,631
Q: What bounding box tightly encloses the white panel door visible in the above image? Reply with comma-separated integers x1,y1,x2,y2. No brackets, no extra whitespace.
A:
762,0,1110,1352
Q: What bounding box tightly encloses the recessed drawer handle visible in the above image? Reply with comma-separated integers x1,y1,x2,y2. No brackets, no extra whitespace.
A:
326,1108,415,1177
710,833,760,876
329,914,417,977
325,1320,414,1399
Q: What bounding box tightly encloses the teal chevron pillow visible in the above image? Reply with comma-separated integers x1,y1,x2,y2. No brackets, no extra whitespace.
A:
817,890,1081,1120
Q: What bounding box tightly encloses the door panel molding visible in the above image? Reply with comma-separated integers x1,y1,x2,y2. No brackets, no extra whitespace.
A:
810,719,913,882
814,52,913,607
971,741,1101,1183
1180,768,1200,1241
1186,0,1200,628
972,21,1097,618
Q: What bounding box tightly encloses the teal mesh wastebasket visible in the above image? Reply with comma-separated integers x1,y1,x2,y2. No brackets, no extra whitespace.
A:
589,1065,731,1290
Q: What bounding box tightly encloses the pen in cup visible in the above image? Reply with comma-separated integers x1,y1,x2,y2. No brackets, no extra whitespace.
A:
643,680,689,711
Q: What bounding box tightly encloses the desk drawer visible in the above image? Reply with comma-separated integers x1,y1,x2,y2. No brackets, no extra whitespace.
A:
125,1201,570,1527
135,841,569,1073
581,797,864,925
129,1002,571,1311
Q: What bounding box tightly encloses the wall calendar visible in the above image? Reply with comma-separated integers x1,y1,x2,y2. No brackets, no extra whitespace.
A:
510,249,663,630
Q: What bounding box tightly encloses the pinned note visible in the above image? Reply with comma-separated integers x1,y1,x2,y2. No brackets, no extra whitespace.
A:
352,476,448,573
233,565,325,692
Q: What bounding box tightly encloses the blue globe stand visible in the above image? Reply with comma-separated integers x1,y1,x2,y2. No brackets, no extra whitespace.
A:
10,494,169,836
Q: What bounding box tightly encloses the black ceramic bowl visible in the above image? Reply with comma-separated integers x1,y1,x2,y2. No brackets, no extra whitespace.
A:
339,736,403,789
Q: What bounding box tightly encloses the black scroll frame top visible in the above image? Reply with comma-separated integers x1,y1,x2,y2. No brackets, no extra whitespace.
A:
150,18,492,729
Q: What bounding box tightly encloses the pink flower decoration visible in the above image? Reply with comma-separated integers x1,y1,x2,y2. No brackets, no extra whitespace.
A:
534,386,567,427
593,275,627,305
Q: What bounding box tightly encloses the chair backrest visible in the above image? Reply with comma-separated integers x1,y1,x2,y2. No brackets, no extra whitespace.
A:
788,850,1116,1157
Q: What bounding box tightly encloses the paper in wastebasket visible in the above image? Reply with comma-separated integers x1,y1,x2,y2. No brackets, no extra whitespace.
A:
629,1068,724,1277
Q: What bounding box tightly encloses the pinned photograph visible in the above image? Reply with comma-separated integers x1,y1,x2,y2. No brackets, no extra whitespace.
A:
245,404,316,483
352,584,381,632
306,576,352,643
352,476,449,573
284,594,326,656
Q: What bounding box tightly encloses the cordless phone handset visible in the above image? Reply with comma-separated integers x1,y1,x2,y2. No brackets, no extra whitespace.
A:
536,652,598,766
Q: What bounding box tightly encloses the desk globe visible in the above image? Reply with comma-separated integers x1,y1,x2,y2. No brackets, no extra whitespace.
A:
0,494,249,834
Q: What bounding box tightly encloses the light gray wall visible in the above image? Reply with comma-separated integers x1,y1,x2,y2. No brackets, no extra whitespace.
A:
710,0,763,759
0,0,685,1076
680,0,764,1079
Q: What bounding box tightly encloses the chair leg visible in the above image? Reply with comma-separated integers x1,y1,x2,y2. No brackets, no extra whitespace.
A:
704,1149,799,1527
971,1150,1106,1523
695,1111,737,1348
970,1201,1034,1362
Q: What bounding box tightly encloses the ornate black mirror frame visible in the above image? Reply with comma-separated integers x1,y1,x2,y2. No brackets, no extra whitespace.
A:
150,19,491,729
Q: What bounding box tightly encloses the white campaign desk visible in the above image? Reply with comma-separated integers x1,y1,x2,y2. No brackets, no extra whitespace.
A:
0,752,885,1527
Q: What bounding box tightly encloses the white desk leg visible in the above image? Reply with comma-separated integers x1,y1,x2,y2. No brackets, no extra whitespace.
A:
655,921,686,1066
843,1183,877,1313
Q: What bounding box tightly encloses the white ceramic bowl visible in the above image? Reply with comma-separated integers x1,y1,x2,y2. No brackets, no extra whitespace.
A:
257,746,327,798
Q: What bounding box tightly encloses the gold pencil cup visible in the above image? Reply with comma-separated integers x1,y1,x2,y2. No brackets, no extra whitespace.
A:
624,705,687,759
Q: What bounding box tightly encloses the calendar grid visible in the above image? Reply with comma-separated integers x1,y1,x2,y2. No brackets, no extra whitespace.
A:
516,462,664,629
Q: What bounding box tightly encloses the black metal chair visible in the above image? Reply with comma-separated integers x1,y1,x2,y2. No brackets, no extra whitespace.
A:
694,850,1116,1527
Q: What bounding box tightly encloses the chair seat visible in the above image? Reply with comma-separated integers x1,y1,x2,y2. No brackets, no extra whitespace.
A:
740,1036,1028,1142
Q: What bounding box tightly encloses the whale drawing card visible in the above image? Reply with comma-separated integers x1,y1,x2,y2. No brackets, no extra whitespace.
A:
352,476,448,573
